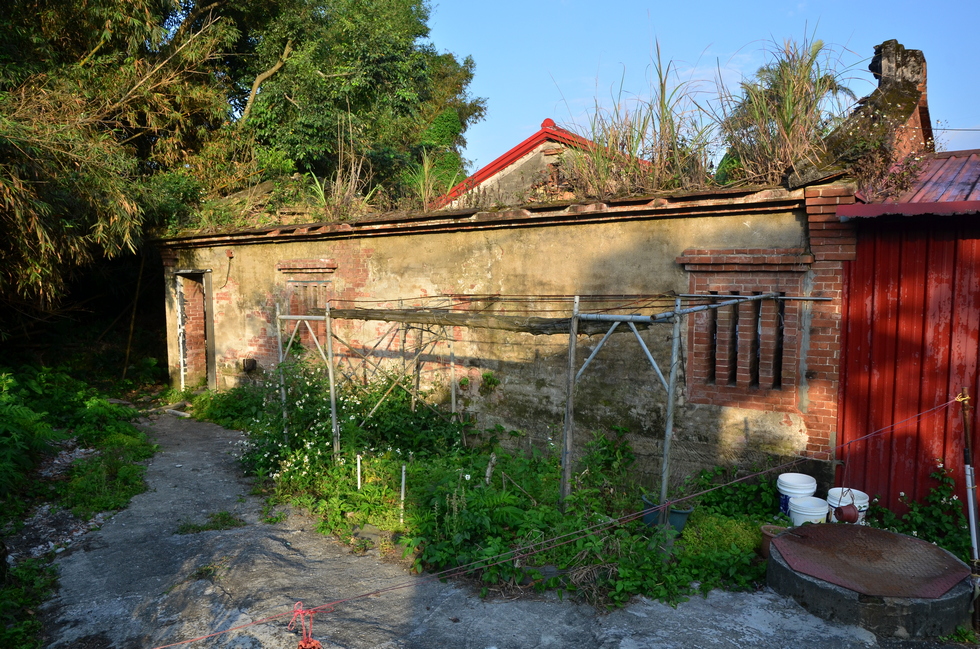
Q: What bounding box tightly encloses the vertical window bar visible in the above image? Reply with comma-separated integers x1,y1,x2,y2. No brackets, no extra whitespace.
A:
750,292,761,387
727,292,739,385
773,293,785,388
708,291,718,384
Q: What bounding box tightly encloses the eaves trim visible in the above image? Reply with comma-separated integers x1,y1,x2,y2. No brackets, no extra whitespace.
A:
157,189,805,250
838,201,980,218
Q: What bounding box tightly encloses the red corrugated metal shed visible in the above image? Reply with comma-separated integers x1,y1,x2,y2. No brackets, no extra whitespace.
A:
837,149,980,510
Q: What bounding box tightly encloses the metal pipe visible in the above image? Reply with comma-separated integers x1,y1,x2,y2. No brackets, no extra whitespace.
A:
400,464,406,525
966,465,978,562
275,304,289,446
449,336,457,417
959,388,978,563
627,322,669,392
326,303,340,457
679,294,832,301
659,298,683,526
560,296,579,503
578,293,777,324
282,318,301,358
574,322,620,383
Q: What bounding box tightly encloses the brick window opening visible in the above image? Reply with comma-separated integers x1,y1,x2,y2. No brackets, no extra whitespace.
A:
277,259,337,345
708,292,786,389
677,248,812,411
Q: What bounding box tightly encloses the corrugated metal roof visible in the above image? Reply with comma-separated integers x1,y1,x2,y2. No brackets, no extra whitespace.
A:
840,149,980,218
889,149,980,204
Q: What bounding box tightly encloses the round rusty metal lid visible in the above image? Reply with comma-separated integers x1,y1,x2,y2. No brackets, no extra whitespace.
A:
771,524,970,598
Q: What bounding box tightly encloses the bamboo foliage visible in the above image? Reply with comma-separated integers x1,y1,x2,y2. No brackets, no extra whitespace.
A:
0,10,234,307
712,37,856,185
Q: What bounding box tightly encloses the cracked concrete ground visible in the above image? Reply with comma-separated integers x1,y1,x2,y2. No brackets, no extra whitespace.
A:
40,414,928,648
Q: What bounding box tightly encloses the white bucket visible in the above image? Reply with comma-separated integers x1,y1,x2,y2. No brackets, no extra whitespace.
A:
826,487,870,524
777,473,817,515
789,496,829,526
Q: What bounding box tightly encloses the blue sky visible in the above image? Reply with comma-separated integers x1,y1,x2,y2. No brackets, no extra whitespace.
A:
426,0,980,172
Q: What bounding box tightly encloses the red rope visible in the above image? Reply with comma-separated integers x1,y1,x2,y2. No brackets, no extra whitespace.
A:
288,602,327,649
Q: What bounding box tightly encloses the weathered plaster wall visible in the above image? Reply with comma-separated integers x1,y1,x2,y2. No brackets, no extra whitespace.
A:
161,198,829,487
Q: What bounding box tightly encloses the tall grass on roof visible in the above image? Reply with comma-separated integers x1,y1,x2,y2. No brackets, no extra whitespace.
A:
563,42,714,200
712,35,856,185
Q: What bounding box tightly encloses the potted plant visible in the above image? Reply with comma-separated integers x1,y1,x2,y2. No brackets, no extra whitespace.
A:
759,524,788,559
640,478,697,535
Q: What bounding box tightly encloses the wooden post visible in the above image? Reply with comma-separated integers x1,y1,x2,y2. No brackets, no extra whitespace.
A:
560,296,580,503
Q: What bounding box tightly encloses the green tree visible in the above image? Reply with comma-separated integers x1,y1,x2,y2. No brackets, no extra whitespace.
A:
0,0,234,314
0,0,484,330
235,0,484,187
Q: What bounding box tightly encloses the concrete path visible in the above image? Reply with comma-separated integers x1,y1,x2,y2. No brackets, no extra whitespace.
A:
41,414,911,648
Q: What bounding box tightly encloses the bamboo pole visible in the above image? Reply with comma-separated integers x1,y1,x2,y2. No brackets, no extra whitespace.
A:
121,253,146,381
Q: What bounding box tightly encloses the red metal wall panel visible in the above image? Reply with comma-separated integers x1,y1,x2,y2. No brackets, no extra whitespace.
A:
839,218,980,510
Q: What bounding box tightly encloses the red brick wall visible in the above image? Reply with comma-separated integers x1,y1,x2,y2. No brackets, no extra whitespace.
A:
678,183,856,461
181,277,208,385
680,250,810,412
802,185,856,459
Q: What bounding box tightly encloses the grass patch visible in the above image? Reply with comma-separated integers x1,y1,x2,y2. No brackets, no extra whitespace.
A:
176,511,247,534
188,558,229,582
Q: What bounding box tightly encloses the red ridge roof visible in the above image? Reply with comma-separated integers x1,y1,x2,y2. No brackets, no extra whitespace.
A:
435,119,593,208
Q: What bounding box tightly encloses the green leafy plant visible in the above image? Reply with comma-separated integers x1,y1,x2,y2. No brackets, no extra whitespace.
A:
223,364,776,608
0,373,61,496
939,625,979,644
0,366,154,648
866,463,972,561
0,559,58,649
694,466,782,523
478,371,500,396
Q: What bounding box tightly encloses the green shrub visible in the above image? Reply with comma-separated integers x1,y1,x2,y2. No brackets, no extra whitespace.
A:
225,363,778,607
0,374,61,495
0,559,58,649
695,466,781,522
866,464,972,561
